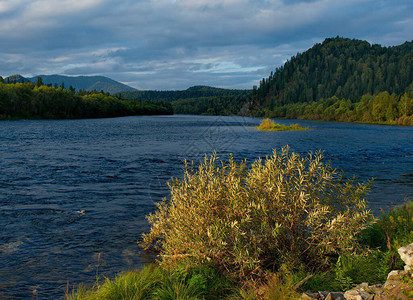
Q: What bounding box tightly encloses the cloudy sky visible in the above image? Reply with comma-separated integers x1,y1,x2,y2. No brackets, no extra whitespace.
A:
0,0,412,90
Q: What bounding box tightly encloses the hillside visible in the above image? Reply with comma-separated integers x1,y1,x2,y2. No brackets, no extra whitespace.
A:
119,86,251,115
119,85,250,102
253,37,413,109
4,74,136,94
248,37,413,125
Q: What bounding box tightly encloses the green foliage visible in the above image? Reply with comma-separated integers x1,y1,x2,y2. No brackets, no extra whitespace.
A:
154,264,233,300
119,86,250,102
358,201,413,270
67,264,162,300
0,82,173,120
172,94,249,116
263,92,413,125
119,86,251,116
301,201,413,292
256,119,308,131
142,147,373,281
253,37,413,107
251,37,413,125
68,263,234,300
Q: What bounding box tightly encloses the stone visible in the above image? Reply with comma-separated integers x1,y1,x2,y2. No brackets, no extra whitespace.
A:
324,292,345,300
383,270,406,289
398,243,413,271
343,289,372,300
300,292,319,299
358,282,369,290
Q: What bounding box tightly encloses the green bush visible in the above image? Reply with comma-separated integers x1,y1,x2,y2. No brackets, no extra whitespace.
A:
142,147,374,280
255,118,308,131
358,201,413,271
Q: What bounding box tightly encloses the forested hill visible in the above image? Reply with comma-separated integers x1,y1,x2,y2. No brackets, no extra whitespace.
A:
252,37,413,125
118,85,250,102
118,86,251,116
4,74,136,94
254,37,413,106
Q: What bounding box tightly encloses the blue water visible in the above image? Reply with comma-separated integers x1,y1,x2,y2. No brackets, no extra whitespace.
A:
0,115,412,299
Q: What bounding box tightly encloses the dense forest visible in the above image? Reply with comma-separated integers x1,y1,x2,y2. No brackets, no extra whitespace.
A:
119,86,250,116
251,37,413,125
0,79,172,120
171,94,249,115
119,85,249,102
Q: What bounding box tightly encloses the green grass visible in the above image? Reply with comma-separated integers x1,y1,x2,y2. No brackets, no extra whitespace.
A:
255,118,308,131
67,263,236,300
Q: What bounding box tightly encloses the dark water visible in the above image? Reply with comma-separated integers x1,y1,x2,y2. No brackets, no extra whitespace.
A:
0,115,412,299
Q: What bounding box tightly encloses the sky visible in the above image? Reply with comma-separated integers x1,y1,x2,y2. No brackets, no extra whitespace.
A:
0,0,412,90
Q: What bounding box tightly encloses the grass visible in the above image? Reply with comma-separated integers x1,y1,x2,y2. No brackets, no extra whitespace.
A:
255,118,308,131
66,263,236,300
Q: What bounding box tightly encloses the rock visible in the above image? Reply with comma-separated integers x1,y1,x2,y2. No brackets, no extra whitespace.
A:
358,282,369,290
343,289,372,300
383,270,407,289
325,292,345,300
398,243,413,271
300,292,319,299
300,291,345,300
382,269,413,300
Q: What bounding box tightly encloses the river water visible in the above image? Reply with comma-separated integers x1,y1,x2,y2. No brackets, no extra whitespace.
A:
0,115,412,299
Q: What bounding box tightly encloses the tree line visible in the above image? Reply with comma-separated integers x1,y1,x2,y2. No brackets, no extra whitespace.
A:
258,91,413,125
171,94,249,115
118,85,250,102
0,80,173,120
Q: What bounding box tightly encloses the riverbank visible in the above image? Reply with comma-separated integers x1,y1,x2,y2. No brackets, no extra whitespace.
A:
68,202,413,299
67,149,412,299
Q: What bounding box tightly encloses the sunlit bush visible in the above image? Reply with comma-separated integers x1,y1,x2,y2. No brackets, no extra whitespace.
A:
142,147,373,280
256,118,308,131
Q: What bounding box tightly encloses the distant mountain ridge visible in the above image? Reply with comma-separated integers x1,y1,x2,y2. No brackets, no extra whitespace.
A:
4,74,137,94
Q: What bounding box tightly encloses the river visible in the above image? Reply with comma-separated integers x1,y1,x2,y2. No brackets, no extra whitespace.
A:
0,115,412,298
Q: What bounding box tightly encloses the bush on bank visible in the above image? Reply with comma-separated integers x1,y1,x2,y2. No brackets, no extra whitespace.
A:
69,147,413,299
142,147,374,280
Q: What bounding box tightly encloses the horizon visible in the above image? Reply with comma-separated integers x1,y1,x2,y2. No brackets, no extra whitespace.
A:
3,37,411,92
1,0,412,90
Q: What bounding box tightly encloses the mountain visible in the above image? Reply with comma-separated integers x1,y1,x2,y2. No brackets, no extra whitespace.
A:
253,37,413,109
4,74,136,94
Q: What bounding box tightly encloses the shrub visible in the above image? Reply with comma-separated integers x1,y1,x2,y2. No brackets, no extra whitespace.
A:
358,201,413,270
256,118,308,131
142,147,373,280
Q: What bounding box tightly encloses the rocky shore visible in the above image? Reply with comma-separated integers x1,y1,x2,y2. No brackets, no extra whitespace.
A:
301,243,413,300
